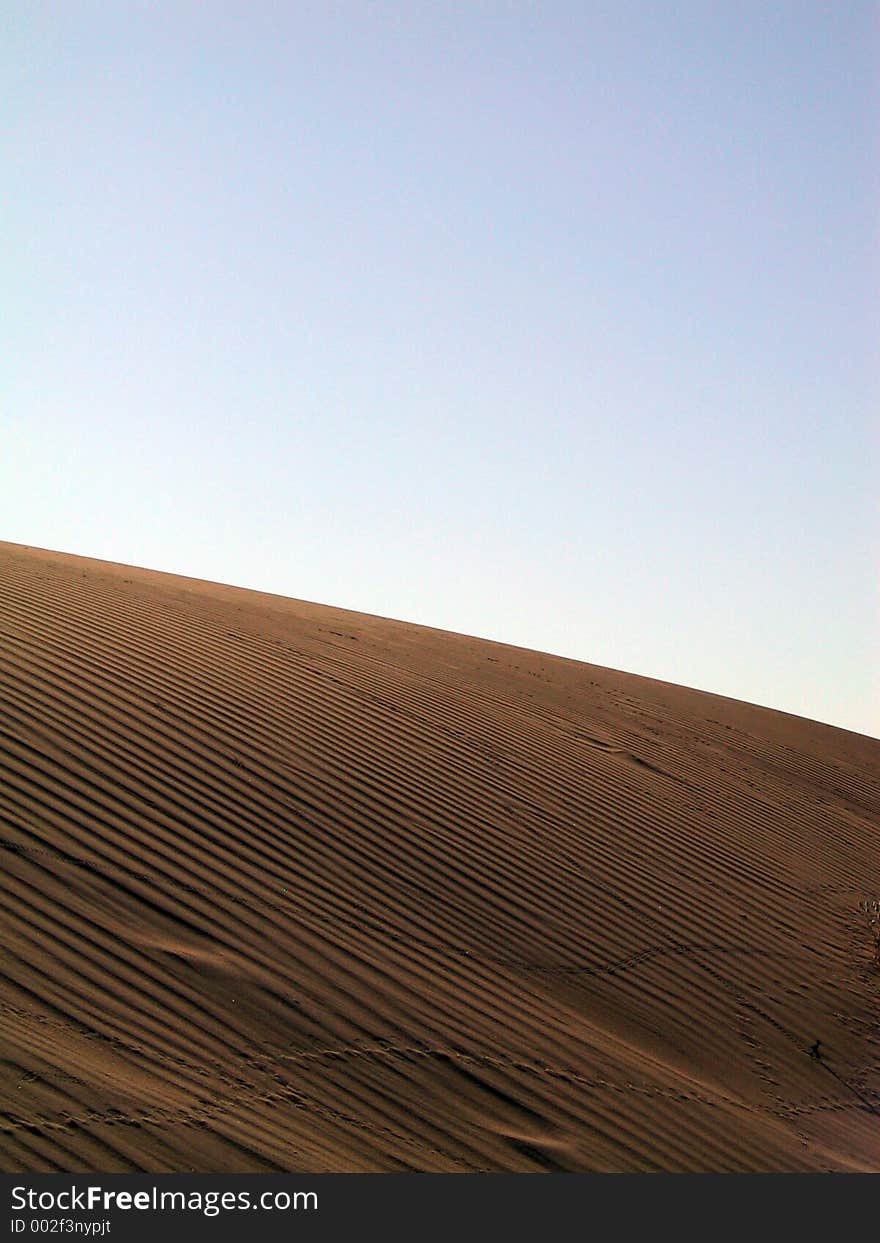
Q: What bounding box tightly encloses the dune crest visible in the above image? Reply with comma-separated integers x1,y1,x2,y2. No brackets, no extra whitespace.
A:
1,542,878,1171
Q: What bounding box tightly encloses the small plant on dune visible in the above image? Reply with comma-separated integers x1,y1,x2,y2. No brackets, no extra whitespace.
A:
859,899,880,970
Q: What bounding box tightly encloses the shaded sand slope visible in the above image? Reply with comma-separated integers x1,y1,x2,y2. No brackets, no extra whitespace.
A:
1,541,878,1172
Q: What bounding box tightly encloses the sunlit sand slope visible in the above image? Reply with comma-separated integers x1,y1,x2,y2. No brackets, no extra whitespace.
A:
1,542,878,1171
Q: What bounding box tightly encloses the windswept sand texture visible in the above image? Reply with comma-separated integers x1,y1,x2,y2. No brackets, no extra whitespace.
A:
1,541,878,1172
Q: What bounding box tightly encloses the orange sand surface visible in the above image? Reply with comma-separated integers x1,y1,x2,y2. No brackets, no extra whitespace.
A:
1,541,878,1171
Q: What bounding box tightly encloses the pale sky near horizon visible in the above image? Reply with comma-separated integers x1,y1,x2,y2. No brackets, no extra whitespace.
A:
4,3,879,739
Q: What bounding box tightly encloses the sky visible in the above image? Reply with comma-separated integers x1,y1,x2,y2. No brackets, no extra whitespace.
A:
3,2,879,738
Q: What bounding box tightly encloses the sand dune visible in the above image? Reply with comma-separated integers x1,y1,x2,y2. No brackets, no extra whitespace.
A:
1,541,878,1172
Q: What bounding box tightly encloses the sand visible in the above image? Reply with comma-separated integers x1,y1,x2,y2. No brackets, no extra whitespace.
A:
0,541,877,1172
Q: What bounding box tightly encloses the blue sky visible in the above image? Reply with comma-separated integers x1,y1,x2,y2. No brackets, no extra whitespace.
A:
4,3,878,738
